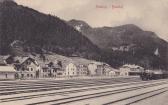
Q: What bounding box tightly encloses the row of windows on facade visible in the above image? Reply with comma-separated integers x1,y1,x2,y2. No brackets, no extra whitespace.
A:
77,71,87,74
66,72,87,74
66,72,75,75
17,68,34,71
43,69,58,72
21,74,33,77
42,74,62,77
68,68,87,71
68,68,75,71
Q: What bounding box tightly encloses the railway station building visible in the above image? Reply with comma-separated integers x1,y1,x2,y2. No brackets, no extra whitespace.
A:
119,64,144,76
0,56,16,79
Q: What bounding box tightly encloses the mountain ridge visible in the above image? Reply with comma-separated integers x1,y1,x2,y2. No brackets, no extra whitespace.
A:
0,0,101,60
68,19,168,69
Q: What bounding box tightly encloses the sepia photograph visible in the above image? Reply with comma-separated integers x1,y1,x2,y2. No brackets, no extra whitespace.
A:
0,0,168,105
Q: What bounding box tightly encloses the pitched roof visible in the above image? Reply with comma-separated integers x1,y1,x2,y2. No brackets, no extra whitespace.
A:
3,55,11,60
14,56,29,64
14,56,38,65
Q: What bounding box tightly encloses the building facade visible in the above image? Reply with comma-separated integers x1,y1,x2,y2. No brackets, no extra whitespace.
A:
119,64,144,76
0,56,16,79
14,57,40,79
64,63,77,77
0,66,16,79
88,63,97,76
96,64,105,76
40,62,64,78
77,64,88,76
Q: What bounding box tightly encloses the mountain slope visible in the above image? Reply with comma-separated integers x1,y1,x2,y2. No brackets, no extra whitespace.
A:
68,19,168,69
0,1,101,59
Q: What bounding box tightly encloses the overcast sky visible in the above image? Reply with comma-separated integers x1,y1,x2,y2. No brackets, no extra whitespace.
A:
15,0,168,41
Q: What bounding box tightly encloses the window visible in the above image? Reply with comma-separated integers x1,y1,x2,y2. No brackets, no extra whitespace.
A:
21,74,24,78
58,73,62,75
43,69,47,72
27,74,29,77
53,69,57,72
5,74,7,78
31,68,33,71
31,74,33,77
27,61,31,65
22,68,25,71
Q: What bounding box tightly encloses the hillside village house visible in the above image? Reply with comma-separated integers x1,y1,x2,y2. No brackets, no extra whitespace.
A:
64,62,78,77
77,64,88,76
104,65,120,76
104,65,112,76
96,64,105,76
0,56,16,79
14,57,40,79
102,64,118,76
108,70,116,76
40,61,64,78
88,62,110,76
108,70,120,76
88,62,97,76
120,64,144,76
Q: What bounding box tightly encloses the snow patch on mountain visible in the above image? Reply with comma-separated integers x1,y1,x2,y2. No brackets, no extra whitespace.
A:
75,24,83,32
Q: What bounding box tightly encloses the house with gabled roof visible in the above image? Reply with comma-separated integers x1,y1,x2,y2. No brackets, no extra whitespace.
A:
40,60,64,78
64,62,78,77
88,62,97,76
13,56,40,79
88,61,109,76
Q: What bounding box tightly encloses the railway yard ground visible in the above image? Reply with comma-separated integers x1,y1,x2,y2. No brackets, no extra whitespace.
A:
0,77,168,105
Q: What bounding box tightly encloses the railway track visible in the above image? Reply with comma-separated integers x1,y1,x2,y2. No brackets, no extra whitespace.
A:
0,82,132,95
0,77,139,85
0,78,139,87
1,78,166,105
0,80,160,103
21,80,168,105
0,78,141,96
103,87,168,105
